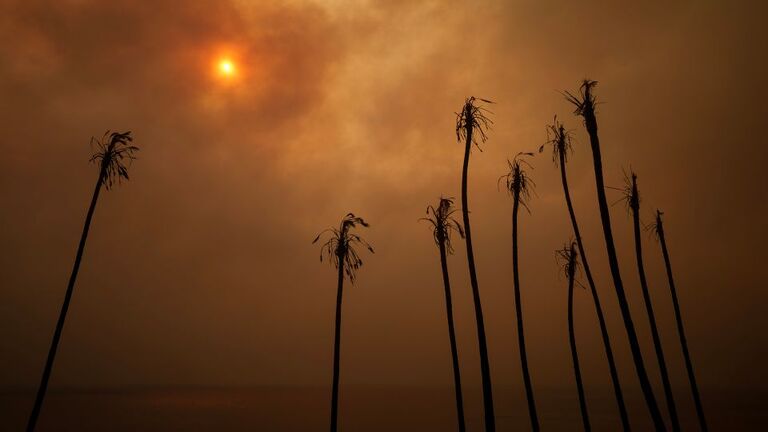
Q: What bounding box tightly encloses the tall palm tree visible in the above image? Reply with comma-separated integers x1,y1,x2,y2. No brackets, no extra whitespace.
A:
455,96,496,431
565,80,666,431
540,119,630,430
313,213,374,432
421,197,467,432
500,152,540,431
27,131,138,432
557,241,591,432
621,173,680,431
651,210,708,432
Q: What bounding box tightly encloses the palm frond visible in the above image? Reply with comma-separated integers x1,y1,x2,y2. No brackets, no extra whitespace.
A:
420,196,464,254
499,152,536,213
456,96,494,151
539,116,573,166
313,213,374,283
89,131,138,190
556,241,583,288
564,79,598,119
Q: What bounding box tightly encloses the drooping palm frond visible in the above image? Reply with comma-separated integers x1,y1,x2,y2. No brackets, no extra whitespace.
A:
556,241,582,285
499,152,536,212
421,196,465,254
89,131,138,190
539,116,574,166
456,96,494,151
313,213,374,284
564,79,599,119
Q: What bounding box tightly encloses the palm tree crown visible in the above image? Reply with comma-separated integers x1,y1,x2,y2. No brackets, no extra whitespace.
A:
313,213,374,283
89,131,138,189
421,197,465,253
456,96,494,149
500,152,536,212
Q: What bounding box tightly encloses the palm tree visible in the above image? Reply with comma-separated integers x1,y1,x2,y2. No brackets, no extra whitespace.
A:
421,197,467,432
500,152,540,431
455,96,496,431
27,131,138,432
651,210,708,432
620,172,680,431
565,80,666,431
313,213,374,432
540,118,630,430
556,241,591,432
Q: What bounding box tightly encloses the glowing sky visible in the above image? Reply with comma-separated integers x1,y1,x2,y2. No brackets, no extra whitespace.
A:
1,0,767,403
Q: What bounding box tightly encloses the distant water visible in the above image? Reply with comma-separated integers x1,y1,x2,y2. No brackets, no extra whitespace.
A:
2,386,765,431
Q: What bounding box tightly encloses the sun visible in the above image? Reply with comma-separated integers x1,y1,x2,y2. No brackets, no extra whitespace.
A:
217,58,236,78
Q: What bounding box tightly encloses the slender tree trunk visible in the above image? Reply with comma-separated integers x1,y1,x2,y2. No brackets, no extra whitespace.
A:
27,169,105,432
657,221,708,432
330,260,344,432
438,239,466,432
569,269,591,432
461,125,496,431
630,199,680,431
582,111,666,431
512,189,539,431
559,153,630,430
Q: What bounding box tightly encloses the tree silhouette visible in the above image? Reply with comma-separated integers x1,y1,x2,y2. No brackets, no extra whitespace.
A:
565,80,666,430
313,213,374,432
500,152,540,431
540,118,630,430
421,197,467,432
455,96,496,431
619,172,680,431
651,210,708,432
556,242,591,432
27,131,138,432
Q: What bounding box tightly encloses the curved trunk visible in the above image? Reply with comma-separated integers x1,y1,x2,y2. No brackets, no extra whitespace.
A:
27,169,105,432
569,270,592,432
559,153,630,430
657,223,708,431
461,125,496,431
330,261,344,432
631,203,679,431
438,239,466,432
582,110,666,430
512,189,539,431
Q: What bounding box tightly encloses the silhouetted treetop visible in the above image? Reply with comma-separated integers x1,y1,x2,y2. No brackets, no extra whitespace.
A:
499,152,536,212
313,213,374,284
421,197,464,254
565,79,599,119
89,131,138,190
456,96,494,151
539,116,574,166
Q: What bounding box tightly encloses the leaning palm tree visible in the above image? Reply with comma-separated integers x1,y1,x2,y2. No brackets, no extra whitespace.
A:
499,152,540,432
650,210,708,432
27,131,138,432
421,197,467,432
455,96,496,431
540,118,630,430
556,242,591,432
313,213,374,432
565,80,666,430
620,172,680,431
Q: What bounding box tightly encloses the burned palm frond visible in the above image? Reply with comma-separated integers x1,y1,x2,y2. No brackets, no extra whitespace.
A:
89,131,138,190
564,79,599,119
612,169,640,215
556,241,585,289
456,96,494,151
421,196,465,254
499,152,536,213
646,209,666,241
539,116,574,166
313,213,374,284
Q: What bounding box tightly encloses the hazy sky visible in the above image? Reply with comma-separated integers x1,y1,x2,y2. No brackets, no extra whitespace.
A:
1,0,766,403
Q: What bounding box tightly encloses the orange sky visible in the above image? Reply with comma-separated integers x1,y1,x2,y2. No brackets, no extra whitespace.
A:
1,0,767,403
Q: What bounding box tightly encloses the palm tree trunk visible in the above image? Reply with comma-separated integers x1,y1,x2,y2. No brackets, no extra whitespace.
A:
631,202,680,431
330,260,344,432
657,221,708,432
582,111,666,430
438,239,466,432
461,125,496,431
569,268,591,432
559,153,630,430
512,189,539,431
27,169,105,432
